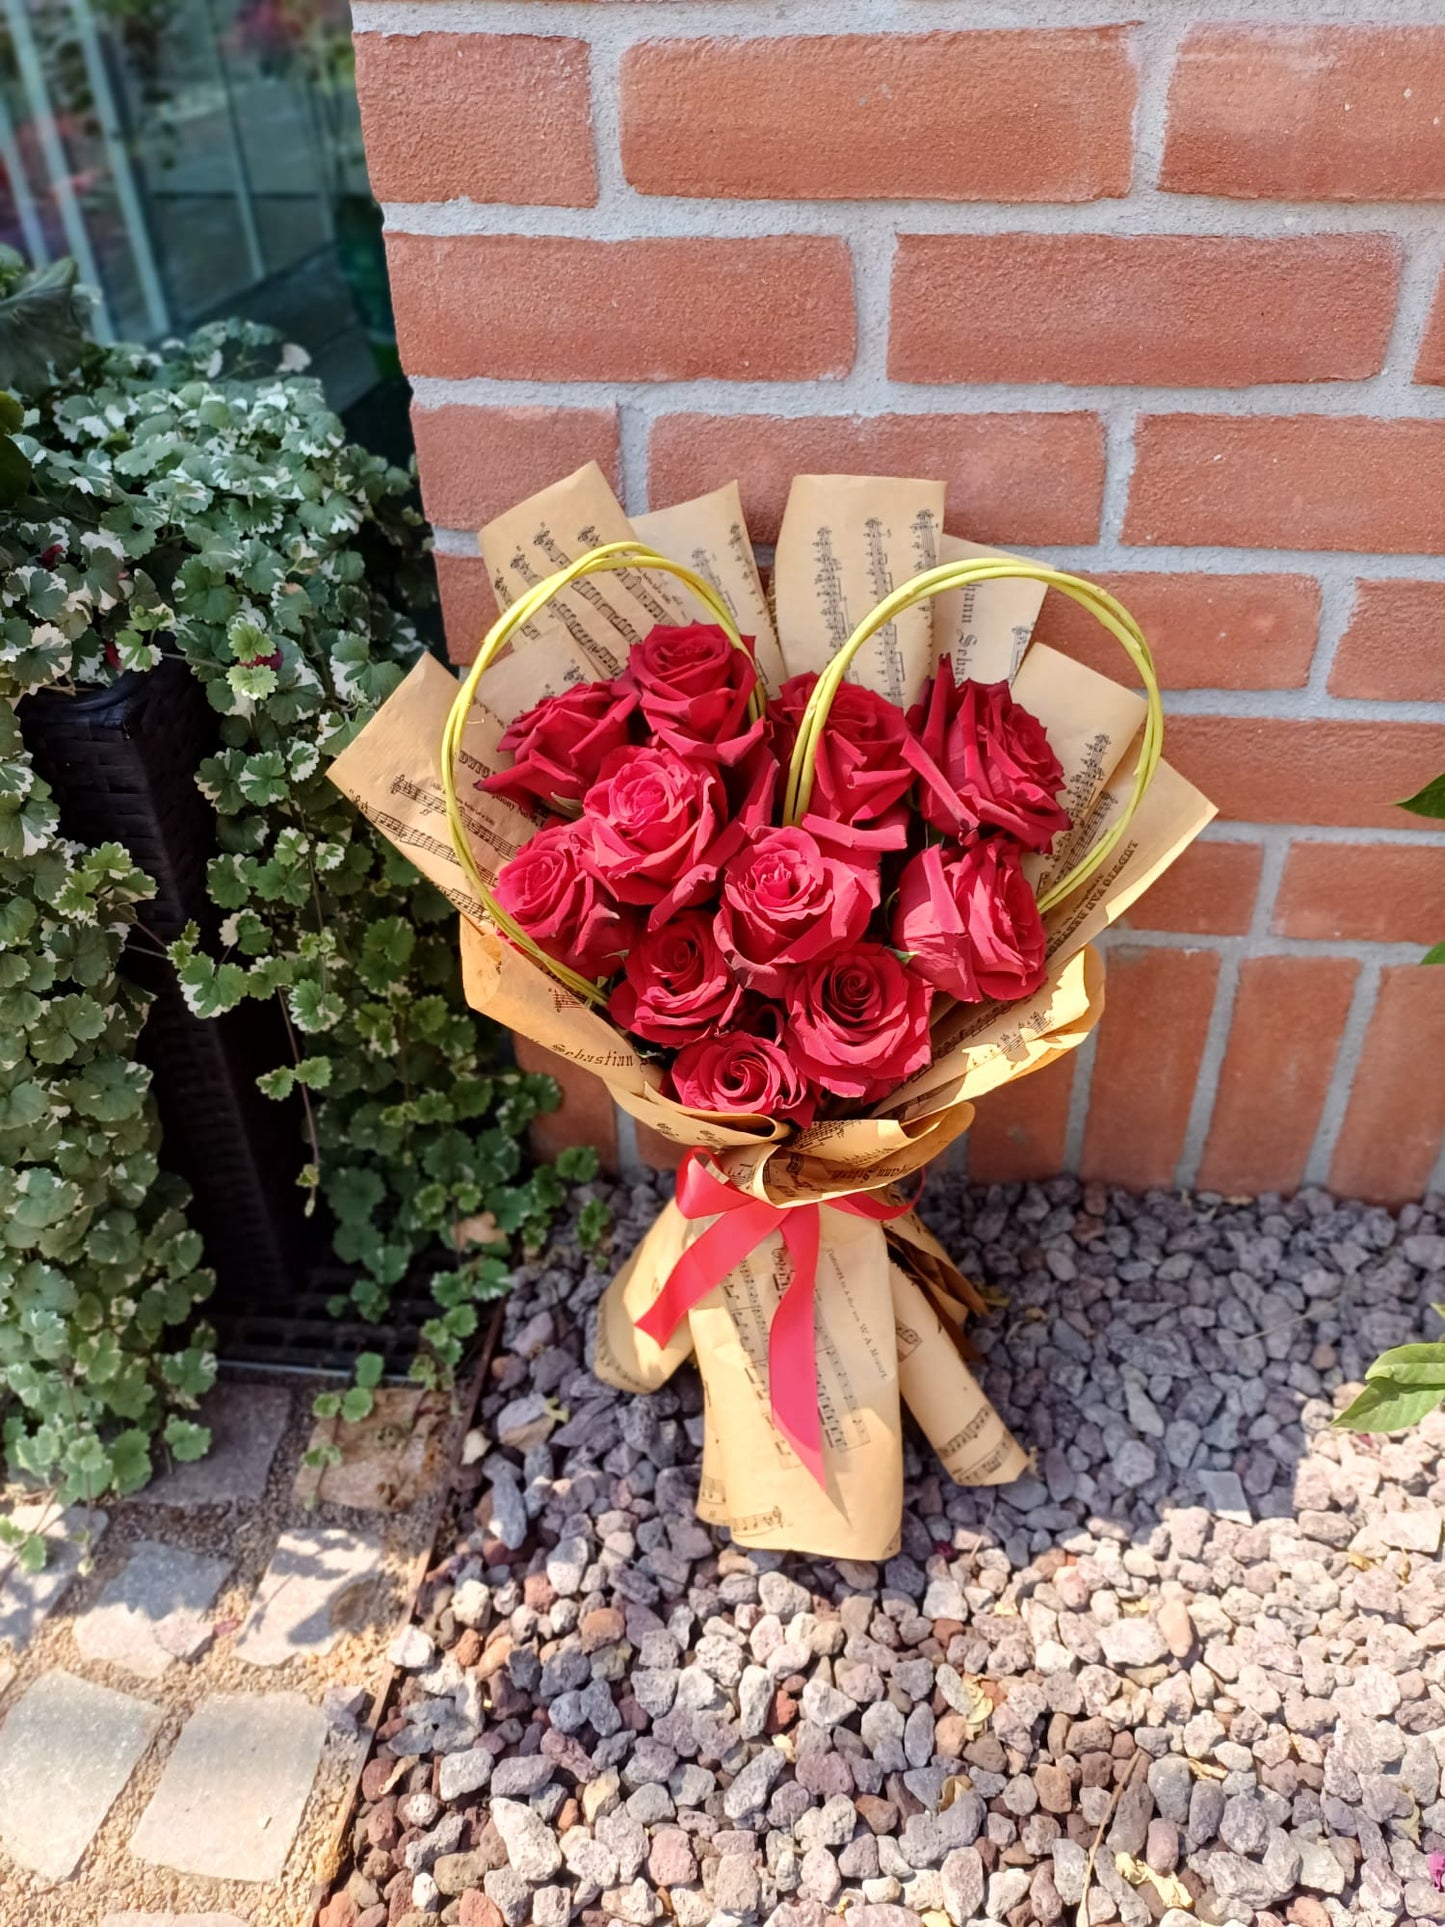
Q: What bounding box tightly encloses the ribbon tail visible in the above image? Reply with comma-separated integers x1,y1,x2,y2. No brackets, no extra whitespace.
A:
636,1196,781,1350
770,1206,826,1489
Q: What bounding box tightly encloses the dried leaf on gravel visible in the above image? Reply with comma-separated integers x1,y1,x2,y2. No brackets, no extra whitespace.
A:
955,1673,991,1737
1115,1852,1193,1910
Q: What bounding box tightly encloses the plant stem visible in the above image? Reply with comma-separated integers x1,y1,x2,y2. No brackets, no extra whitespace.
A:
276,989,321,1212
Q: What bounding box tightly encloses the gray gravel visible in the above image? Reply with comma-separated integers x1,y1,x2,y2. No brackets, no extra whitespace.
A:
323,1171,1445,1927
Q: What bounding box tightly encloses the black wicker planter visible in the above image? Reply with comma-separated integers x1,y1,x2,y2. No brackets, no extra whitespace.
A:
22,659,314,1306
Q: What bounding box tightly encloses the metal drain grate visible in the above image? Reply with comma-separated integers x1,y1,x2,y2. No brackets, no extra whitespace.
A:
208,1262,445,1378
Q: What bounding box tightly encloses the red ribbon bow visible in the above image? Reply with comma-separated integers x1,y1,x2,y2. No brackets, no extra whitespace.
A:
635,1150,917,1488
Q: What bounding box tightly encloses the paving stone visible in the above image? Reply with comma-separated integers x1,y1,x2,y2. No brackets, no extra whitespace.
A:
0,1668,160,1879
293,1386,450,1512
0,1505,108,1650
101,1916,251,1926
74,1541,229,1679
132,1383,291,1508
129,1690,326,1880
234,1524,385,1666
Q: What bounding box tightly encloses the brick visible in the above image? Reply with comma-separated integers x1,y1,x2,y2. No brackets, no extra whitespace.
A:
1032,572,1320,691
890,234,1398,387
411,403,620,532
1274,842,1445,946
968,1056,1075,1184
514,1037,618,1174
1417,270,1445,382
1126,416,1445,554
1162,26,1445,202
386,234,855,381
1120,841,1263,937
354,35,595,206
1198,957,1359,1196
1330,968,1445,1203
621,30,1135,202
433,554,497,666
435,553,497,666
1164,716,1445,829
1328,579,1445,701
648,413,1105,548
1080,946,1220,1191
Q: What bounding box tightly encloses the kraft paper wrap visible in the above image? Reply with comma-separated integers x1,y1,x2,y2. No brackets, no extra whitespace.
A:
329,468,1216,1559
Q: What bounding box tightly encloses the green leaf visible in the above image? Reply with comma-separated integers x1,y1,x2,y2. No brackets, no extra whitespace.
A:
312,1391,341,1420
0,258,89,393
288,980,344,1033
354,1350,384,1390
325,1165,384,1224
578,1197,611,1251
163,1417,212,1463
1397,771,1445,819
0,423,31,507
65,1057,148,1123
14,1532,46,1574
1423,941,1445,966
1334,1378,1445,1432
555,1145,600,1183
1362,1343,1445,1386
109,1429,154,1494
340,1386,374,1423
175,953,248,1019
357,916,415,991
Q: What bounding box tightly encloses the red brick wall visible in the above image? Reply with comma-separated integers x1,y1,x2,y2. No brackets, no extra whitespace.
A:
353,9,1445,1205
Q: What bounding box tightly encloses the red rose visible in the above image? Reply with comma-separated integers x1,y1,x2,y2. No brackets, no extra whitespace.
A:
608,910,742,1045
893,840,1048,1005
580,747,725,905
493,821,637,981
645,744,782,931
669,1031,815,1124
480,680,637,811
623,623,762,765
774,674,916,823
784,941,932,1102
715,825,878,994
908,662,1070,852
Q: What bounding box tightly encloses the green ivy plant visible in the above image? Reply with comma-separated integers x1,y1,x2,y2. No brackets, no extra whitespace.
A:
1337,767,1445,1433
2,295,610,1509
0,392,216,1529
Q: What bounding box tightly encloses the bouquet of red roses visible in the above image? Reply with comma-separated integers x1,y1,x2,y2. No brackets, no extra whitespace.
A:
332,464,1215,1558
482,621,1072,1128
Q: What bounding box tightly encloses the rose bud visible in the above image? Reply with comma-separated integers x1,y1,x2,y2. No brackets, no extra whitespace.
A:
669,1031,815,1124
579,746,725,905
608,910,743,1046
480,679,637,811
716,825,878,994
893,840,1049,1005
622,623,763,765
492,820,638,982
784,941,932,1102
908,661,1070,852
